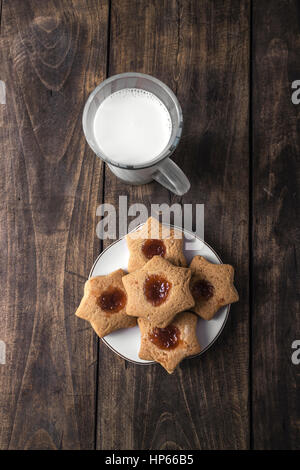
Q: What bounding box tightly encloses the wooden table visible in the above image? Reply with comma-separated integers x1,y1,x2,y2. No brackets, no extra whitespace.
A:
0,0,299,450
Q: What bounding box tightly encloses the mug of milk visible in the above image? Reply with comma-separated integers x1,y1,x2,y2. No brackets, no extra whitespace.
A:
82,73,190,195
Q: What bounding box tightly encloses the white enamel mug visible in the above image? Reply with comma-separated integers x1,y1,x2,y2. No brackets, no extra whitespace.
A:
82,73,190,196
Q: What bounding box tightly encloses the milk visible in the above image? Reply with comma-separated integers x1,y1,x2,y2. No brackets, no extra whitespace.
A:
93,88,172,166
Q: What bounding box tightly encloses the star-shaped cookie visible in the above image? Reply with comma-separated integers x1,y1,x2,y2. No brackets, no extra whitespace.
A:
126,216,187,272
138,312,201,374
189,256,239,320
75,269,136,337
122,256,195,327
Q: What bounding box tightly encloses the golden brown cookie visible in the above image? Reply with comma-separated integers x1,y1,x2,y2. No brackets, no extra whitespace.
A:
138,312,201,374
75,269,136,337
122,256,195,327
126,216,187,272
189,256,239,320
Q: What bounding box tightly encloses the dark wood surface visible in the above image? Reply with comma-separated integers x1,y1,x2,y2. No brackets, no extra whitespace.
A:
252,0,300,450
0,0,298,450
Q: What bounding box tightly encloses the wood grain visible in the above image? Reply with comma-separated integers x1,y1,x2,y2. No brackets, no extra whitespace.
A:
252,0,300,450
0,0,298,451
96,0,250,450
0,0,108,449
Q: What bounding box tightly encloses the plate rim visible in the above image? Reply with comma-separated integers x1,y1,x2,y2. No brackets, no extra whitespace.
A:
89,222,230,365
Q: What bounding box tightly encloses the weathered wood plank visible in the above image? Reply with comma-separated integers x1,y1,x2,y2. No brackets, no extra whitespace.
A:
252,0,300,450
97,0,250,450
0,0,108,449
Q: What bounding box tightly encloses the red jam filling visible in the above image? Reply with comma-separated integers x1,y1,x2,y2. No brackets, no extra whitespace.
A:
98,287,126,313
143,274,171,306
142,239,166,260
191,279,214,301
149,324,180,350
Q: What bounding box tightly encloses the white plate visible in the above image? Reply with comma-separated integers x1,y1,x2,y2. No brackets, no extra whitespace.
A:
89,224,230,364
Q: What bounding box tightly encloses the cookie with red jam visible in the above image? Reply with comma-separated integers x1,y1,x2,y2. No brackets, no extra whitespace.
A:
138,312,201,374
126,216,187,272
189,256,239,320
122,256,194,328
75,269,136,337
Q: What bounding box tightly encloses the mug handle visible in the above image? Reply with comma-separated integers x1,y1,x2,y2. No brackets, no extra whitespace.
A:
153,158,190,196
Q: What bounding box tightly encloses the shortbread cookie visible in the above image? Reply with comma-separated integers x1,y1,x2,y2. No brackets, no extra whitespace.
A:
122,256,194,327
75,269,136,337
138,312,201,374
189,256,239,320
126,216,187,272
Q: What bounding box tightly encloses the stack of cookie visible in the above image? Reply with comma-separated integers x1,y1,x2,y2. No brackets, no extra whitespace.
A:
75,217,238,373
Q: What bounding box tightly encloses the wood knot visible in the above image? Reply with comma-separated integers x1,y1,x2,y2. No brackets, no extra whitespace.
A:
24,429,57,450
33,16,59,33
